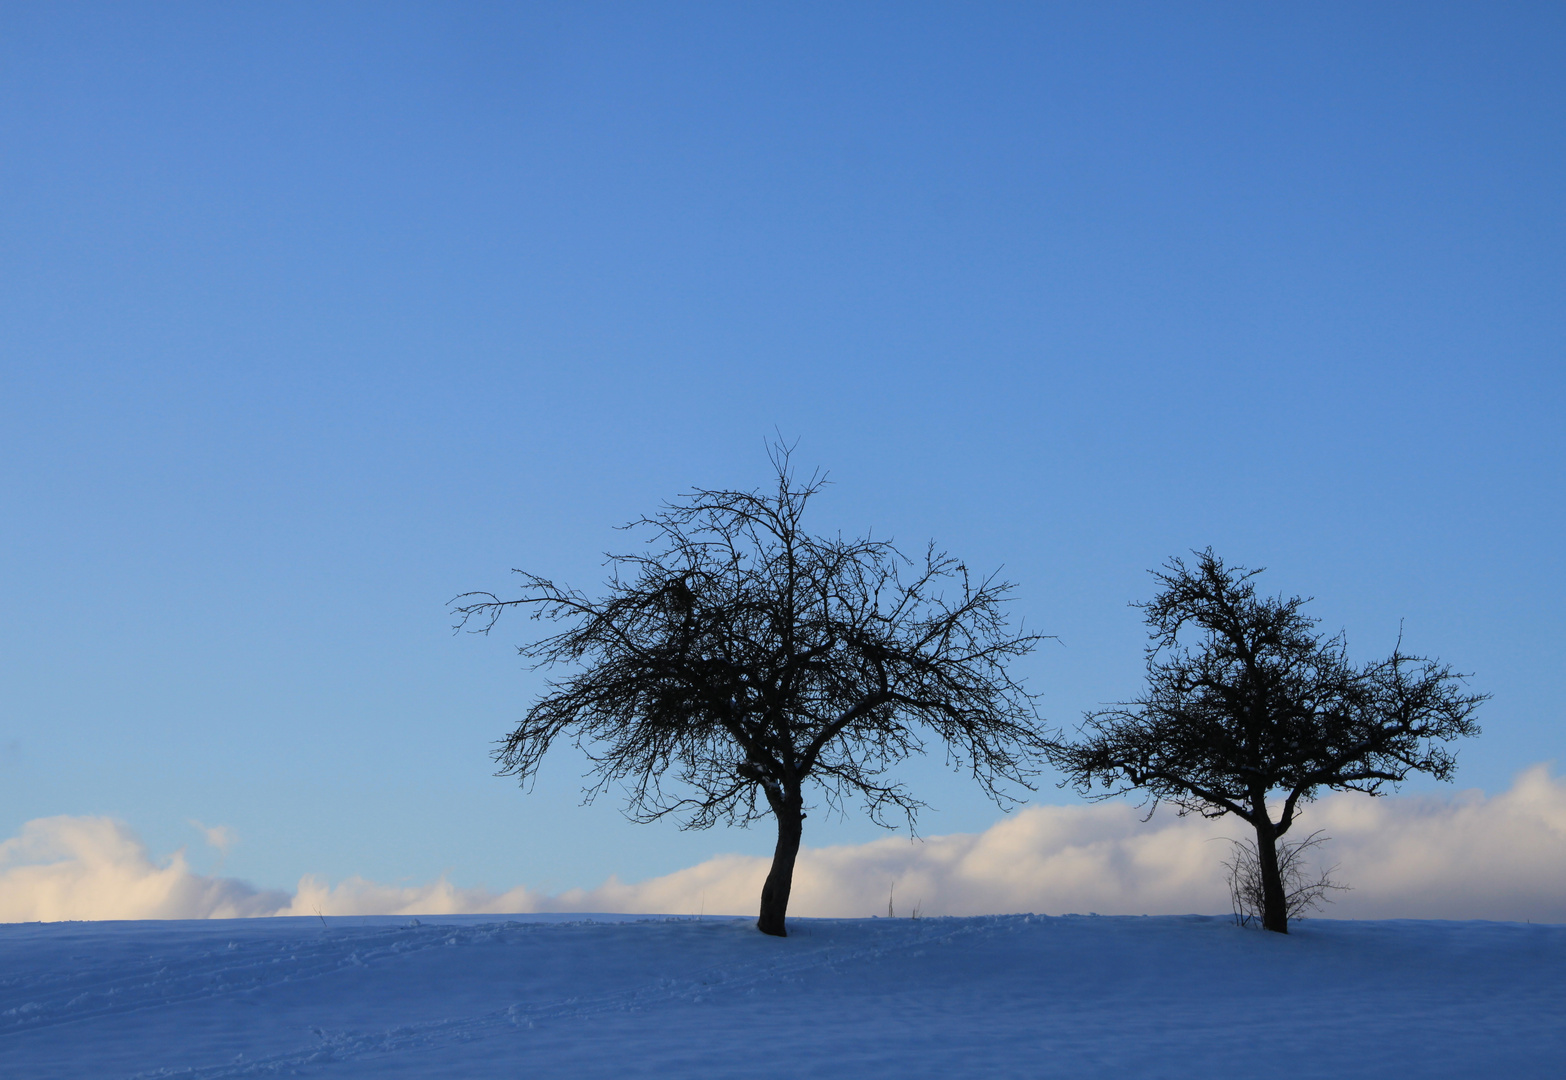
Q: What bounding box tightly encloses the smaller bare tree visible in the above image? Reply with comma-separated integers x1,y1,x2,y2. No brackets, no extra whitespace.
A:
454,445,1050,936
1050,550,1485,934
1222,830,1346,928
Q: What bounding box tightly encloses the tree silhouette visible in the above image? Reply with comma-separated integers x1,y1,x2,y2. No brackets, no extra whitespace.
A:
1050,550,1484,933
454,447,1049,936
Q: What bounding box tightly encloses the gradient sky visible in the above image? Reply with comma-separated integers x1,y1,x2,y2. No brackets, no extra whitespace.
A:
2,2,1562,898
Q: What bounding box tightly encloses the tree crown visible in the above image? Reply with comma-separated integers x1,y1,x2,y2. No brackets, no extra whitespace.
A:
454,448,1049,831
1053,550,1484,834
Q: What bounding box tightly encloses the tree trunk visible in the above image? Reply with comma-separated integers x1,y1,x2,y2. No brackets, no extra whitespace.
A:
757,796,804,937
1254,818,1289,934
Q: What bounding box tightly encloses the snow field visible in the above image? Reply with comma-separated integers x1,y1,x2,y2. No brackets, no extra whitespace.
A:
2,913,1562,1078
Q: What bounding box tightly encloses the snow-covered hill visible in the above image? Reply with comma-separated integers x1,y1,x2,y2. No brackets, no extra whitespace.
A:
3,913,1561,1078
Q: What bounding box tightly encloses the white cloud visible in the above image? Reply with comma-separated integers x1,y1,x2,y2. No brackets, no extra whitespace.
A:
188,819,237,856
0,817,287,922
283,875,545,918
4,765,1564,924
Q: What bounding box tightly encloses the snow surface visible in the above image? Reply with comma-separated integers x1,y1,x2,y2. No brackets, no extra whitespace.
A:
2,913,1561,1078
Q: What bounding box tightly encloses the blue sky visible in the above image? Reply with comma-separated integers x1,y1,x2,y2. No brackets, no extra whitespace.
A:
2,2,1562,896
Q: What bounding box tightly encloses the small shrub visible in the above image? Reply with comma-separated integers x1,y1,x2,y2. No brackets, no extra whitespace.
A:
1224,831,1349,928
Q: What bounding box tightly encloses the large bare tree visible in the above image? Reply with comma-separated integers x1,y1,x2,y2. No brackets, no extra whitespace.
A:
1050,550,1485,933
454,449,1049,936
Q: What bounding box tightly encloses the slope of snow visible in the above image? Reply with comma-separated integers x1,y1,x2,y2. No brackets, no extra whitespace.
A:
2,913,1561,1078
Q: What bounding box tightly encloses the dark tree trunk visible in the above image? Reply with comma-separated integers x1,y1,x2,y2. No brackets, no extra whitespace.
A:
757,796,804,937
1254,817,1289,934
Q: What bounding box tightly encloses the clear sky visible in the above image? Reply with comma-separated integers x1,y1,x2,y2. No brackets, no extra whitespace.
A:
2,2,1562,898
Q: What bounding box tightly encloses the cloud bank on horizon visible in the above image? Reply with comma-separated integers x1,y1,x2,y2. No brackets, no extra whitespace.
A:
4,765,1563,924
